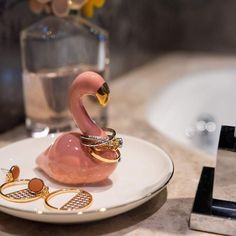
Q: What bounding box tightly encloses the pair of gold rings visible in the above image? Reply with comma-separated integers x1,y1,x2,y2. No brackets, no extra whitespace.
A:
80,128,123,163
0,165,93,211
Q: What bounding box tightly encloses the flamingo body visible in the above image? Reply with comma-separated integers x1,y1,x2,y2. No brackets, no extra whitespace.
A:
36,72,118,184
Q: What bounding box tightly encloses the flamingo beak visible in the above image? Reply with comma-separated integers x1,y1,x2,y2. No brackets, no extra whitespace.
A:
96,82,110,107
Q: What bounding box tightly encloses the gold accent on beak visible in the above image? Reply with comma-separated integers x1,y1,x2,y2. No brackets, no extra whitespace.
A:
96,82,110,107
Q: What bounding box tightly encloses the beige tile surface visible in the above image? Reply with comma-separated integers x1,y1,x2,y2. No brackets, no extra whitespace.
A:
1,53,236,235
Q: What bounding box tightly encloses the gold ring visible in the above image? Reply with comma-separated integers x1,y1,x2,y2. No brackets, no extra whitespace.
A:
89,148,121,163
97,138,123,150
0,179,43,203
81,138,110,147
80,128,116,143
45,189,93,211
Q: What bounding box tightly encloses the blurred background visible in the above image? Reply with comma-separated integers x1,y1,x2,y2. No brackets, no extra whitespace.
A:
1,0,236,133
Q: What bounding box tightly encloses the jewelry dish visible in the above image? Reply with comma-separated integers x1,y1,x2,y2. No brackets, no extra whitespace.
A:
0,134,174,223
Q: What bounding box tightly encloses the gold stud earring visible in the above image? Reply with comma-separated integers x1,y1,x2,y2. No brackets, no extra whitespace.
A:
1,165,20,183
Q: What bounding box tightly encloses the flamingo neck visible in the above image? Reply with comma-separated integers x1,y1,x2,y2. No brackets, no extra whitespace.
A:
70,95,103,136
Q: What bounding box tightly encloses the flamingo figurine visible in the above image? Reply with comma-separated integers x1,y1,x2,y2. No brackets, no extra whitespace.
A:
36,71,121,184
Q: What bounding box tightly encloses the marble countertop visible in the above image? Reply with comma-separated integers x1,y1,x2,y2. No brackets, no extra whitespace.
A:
1,53,236,236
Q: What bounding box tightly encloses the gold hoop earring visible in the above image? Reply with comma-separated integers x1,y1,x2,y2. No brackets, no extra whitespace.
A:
44,189,93,211
0,178,49,203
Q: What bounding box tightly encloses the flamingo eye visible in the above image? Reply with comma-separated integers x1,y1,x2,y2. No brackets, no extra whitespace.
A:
97,83,110,95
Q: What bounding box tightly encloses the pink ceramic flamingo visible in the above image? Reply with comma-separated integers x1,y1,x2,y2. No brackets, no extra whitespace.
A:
36,71,118,184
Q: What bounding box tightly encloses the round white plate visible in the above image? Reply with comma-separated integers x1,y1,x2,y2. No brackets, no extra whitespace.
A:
0,134,173,223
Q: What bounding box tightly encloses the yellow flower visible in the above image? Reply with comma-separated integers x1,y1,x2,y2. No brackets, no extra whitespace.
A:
82,0,105,18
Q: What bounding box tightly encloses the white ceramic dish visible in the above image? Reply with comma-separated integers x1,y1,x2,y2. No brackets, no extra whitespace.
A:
0,134,173,223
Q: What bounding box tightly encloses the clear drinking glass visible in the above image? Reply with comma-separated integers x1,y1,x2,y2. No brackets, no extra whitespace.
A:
20,16,109,137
